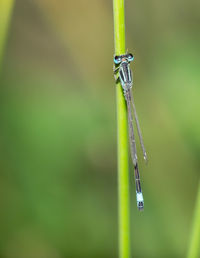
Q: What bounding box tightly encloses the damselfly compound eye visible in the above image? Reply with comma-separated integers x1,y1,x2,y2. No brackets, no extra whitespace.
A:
127,53,134,62
114,55,122,64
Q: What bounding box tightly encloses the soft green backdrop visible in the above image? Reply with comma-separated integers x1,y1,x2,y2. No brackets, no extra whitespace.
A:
0,0,199,257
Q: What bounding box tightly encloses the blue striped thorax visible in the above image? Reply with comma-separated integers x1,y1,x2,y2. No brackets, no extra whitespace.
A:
114,53,134,93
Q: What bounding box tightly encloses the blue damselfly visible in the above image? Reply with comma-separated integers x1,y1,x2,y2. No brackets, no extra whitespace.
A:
114,53,147,211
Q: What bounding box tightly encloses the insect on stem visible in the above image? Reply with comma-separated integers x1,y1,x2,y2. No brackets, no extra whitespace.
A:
114,53,146,211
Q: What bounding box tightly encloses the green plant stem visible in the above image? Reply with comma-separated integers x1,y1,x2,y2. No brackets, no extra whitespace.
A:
113,1,130,258
0,0,14,70
187,181,200,258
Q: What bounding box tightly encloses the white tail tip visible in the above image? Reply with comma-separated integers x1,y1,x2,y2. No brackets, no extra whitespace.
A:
136,192,144,211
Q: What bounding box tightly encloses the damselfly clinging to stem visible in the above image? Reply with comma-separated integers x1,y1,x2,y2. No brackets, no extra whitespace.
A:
113,53,147,211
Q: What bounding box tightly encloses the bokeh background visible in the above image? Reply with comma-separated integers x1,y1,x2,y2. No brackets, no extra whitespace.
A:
0,0,200,257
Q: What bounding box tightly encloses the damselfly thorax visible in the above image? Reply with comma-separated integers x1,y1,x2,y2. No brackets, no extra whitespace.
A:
114,54,133,94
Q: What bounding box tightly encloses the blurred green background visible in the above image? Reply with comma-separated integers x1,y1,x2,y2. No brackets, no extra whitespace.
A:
0,0,200,257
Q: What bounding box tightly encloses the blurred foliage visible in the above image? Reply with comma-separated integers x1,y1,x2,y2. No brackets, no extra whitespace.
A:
0,0,200,257
0,0,14,68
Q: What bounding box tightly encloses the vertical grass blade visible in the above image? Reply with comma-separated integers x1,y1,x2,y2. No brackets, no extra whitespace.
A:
113,1,130,258
0,0,14,69
187,182,200,258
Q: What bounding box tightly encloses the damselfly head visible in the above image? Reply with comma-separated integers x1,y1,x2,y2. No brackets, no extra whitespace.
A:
114,53,134,65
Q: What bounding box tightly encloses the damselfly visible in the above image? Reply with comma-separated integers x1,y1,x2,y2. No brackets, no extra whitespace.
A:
114,53,147,211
